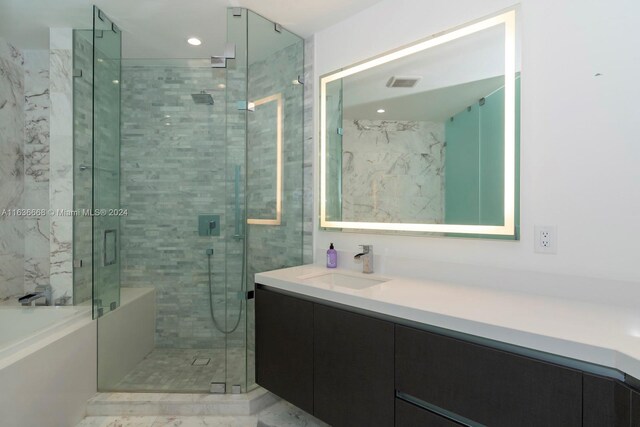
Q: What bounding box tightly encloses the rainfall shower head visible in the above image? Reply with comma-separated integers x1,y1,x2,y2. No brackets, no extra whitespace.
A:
192,91,214,105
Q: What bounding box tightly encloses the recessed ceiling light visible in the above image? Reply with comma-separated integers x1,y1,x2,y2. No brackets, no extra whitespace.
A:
187,37,202,46
377,108,385,113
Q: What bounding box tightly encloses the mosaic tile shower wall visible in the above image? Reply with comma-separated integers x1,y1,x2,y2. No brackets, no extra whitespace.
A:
302,36,314,264
119,63,234,349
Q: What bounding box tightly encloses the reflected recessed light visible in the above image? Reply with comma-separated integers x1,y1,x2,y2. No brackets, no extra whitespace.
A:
112,79,119,84
165,115,171,118
187,37,202,46
165,122,171,126
377,108,385,113
217,83,226,89
97,58,104,63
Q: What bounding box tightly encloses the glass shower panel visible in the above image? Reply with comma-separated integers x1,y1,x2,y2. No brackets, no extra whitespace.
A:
243,9,305,390
92,6,122,317
224,7,249,392
72,29,94,305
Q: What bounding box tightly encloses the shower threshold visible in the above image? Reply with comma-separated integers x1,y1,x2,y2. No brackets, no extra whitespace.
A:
86,387,277,416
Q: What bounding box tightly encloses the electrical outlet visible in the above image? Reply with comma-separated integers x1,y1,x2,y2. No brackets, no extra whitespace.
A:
534,226,557,254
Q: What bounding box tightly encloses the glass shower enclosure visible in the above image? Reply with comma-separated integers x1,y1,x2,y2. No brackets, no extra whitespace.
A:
72,7,304,393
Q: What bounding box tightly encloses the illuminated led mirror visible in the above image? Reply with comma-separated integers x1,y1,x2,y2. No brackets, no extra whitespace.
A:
320,10,520,237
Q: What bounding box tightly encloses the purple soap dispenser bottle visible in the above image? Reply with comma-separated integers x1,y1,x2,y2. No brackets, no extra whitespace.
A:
327,243,337,268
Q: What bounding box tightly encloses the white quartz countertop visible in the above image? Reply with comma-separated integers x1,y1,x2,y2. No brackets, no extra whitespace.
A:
256,264,640,379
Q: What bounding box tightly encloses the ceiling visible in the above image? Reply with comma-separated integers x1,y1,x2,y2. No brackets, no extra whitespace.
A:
0,0,384,58
341,24,509,121
343,76,506,122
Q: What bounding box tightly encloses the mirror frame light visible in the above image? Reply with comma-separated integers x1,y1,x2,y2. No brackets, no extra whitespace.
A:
247,93,283,226
320,9,518,236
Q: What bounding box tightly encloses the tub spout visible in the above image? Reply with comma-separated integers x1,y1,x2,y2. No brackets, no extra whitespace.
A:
18,285,53,306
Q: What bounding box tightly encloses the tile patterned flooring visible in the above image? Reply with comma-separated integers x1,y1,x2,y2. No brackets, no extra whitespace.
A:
77,401,330,427
112,347,247,392
78,347,330,426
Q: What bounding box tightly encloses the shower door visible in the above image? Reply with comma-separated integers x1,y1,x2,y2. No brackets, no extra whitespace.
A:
72,7,122,315
92,6,122,317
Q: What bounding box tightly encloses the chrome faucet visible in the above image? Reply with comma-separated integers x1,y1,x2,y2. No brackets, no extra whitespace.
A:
18,284,53,306
354,245,373,274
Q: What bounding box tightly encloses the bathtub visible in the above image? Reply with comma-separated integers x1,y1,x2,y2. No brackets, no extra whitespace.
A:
0,303,96,427
0,305,90,362
0,287,155,426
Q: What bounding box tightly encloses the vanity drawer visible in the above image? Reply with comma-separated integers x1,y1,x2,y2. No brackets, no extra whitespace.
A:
395,325,582,426
396,398,462,427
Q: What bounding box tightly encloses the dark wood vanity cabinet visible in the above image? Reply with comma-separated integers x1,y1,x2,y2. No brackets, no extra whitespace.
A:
395,325,582,426
583,373,634,427
255,287,314,414
314,304,395,427
256,284,640,426
255,286,394,427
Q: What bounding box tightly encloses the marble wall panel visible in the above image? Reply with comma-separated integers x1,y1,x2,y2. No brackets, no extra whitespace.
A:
341,119,445,223
49,29,74,301
23,50,50,289
0,38,25,300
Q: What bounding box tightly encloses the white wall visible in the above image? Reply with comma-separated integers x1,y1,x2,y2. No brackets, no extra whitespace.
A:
312,0,640,285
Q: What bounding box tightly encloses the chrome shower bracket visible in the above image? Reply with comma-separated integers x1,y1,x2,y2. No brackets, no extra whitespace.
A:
211,43,236,68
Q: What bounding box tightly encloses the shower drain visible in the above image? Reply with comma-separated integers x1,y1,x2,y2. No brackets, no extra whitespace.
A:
192,357,211,366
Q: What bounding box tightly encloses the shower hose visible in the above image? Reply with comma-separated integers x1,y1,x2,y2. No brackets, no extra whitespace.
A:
206,250,244,334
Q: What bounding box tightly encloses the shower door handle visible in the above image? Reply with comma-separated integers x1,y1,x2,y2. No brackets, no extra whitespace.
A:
233,165,244,239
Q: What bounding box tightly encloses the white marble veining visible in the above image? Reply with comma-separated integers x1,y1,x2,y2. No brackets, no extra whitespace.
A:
76,416,257,427
257,264,640,380
341,119,445,223
23,49,51,289
0,38,25,299
78,395,327,427
86,388,278,417
48,29,74,300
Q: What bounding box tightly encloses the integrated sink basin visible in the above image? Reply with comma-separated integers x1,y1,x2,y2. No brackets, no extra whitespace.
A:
300,272,387,290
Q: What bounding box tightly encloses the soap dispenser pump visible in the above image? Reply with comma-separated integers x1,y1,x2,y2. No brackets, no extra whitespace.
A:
327,243,337,268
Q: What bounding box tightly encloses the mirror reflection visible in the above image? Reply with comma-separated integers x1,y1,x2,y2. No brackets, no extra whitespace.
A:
321,11,520,236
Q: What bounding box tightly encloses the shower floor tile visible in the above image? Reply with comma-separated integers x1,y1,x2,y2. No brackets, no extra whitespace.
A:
112,347,246,392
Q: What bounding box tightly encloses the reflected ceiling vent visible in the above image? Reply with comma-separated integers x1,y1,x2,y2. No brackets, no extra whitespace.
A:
386,76,421,88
